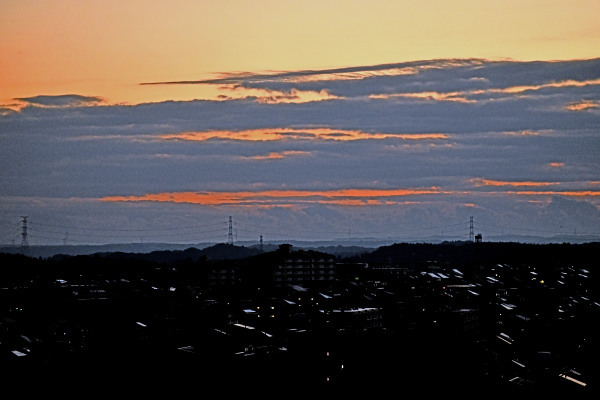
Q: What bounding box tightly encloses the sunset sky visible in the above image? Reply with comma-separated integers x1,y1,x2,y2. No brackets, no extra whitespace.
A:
1,1,599,245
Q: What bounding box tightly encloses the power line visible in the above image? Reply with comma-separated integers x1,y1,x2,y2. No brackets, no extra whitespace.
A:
476,222,600,236
28,220,225,232
13,215,599,247
29,225,227,239
21,217,230,245
233,220,468,240
22,216,472,244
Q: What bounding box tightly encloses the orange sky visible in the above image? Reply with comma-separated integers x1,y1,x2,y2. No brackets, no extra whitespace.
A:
1,0,599,106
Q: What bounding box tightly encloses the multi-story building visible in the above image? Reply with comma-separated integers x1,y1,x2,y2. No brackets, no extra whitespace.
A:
272,244,336,287
206,244,336,289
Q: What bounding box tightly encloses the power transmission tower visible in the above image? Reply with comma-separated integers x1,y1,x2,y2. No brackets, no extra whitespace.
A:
469,216,474,242
20,216,29,254
228,216,234,245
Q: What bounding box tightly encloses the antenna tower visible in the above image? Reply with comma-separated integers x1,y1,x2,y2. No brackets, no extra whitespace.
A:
228,216,234,245
469,216,474,242
20,216,29,254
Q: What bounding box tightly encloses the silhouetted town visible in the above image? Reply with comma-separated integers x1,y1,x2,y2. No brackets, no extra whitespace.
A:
2,241,599,394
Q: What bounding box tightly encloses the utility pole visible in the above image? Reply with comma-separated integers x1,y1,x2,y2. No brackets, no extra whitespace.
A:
228,216,234,245
20,216,29,254
469,216,474,242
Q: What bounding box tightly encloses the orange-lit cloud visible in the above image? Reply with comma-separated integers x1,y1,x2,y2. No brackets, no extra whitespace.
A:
368,78,600,104
102,188,444,206
242,151,311,160
101,186,600,209
161,128,449,142
274,67,418,83
565,100,599,111
218,86,339,103
504,130,543,136
145,60,483,87
470,178,559,187
548,162,565,168
369,91,474,103
8,95,106,111
3,0,600,108
270,61,484,84
493,79,600,94
509,191,600,197
271,61,483,84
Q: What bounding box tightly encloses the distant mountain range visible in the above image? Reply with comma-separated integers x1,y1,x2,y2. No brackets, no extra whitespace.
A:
1,234,599,260
87,243,264,263
0,241,378,259
2,241,599,272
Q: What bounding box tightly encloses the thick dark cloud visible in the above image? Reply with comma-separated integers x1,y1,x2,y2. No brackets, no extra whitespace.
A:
143,58,600,103
14,94,105,108
1,59,599,244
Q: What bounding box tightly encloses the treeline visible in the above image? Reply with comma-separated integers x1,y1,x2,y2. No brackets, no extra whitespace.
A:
2,241,599,283
350,241,600,268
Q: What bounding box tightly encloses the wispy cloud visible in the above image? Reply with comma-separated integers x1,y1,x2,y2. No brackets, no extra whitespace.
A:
12,94,105,110
366,78,600,104
470,178,559,188
509,190,600,197
503,130,545,136
565,100,599,111
101,188,444,207
548,162,565,168
101,186,600,210
140,59,486,86
160,127,449,142
240,151,312,160
493,78,600,94
217,87,339,103
369,91,474,103
140,59,600,108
